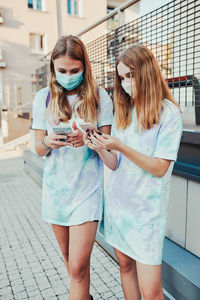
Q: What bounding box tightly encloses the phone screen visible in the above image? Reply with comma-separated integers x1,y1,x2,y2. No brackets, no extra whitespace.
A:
53,127,72,141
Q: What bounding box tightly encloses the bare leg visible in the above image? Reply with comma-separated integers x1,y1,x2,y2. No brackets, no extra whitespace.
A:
51,224,70,275
136,262,164,300
114,248,141,300
68,221,98,300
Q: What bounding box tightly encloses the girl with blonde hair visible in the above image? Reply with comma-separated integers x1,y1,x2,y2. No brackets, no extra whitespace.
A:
85,44,182,300
32,35,113,300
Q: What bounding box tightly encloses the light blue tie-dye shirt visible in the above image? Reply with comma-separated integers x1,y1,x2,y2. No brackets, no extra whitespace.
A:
32,87,113,226
99,99,182,265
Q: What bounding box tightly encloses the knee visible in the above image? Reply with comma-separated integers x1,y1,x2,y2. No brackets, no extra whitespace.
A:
70,261,89,281
118,257,134,273
140,285,163,300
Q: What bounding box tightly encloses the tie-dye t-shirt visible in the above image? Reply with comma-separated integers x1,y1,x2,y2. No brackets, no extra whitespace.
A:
99,99,182,265
32,87,113,226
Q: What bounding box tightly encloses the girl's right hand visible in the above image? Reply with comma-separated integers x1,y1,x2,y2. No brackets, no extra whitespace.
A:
83,131,104,152
44,132,73,149
87,132,122,152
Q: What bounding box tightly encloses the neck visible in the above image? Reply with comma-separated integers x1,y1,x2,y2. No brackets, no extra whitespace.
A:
65,86,79,96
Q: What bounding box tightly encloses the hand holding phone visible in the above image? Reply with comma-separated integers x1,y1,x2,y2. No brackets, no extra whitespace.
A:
53,127,72,141
78,122,97,133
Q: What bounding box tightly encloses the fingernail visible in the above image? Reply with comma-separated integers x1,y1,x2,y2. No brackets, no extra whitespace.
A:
97,131,102,135
88,133,91,137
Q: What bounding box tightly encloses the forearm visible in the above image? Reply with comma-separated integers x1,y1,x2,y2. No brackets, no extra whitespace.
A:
97,149,118,170
117,143,167,177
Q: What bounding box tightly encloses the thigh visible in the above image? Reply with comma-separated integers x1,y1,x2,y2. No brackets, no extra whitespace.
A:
69,221,98,266
51,224,69,254
136,261,162,291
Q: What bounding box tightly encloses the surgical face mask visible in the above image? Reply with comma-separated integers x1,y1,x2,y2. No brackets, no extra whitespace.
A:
121,80,135,98
55,70,83,90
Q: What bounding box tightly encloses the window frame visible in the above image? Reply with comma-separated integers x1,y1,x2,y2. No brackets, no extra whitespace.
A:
29,33,47,55
27,0,45,11
67,0,82,17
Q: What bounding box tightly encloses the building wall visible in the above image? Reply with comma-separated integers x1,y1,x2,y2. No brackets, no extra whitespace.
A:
0,0,107,143
0,0,58,110
0,0,107,110
59,0,107,42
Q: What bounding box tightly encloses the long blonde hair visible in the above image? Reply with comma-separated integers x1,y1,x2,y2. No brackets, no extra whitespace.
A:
115,44,179,130
47,35,100,124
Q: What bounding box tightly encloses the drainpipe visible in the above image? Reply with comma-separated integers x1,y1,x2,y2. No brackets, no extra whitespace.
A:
56,0,62,38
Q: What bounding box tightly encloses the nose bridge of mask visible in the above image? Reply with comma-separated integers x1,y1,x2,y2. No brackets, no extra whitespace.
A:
56,70,83,82
55,70,83,90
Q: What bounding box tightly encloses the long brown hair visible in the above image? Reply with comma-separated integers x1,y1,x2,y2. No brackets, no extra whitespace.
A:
115,44,179,130
47,35,100,124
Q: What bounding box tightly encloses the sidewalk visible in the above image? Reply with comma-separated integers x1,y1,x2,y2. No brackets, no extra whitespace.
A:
0,150,124,300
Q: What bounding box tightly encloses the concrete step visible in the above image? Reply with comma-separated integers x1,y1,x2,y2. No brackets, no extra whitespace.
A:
0,133,30,151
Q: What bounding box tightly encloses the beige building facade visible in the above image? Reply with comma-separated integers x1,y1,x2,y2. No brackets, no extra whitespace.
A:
0,0,107,143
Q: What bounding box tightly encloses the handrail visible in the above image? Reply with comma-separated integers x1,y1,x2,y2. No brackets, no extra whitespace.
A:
77,0,140,37
12,101,33,112
41,0,139,60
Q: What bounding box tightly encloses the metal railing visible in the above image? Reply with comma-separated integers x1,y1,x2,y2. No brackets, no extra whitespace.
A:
83,0,200,124
77,0,139,36
35,0,200,124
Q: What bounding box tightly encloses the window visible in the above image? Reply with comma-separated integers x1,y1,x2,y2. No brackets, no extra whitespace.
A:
28,0,44,11
67,0,82,17
29,33,46,54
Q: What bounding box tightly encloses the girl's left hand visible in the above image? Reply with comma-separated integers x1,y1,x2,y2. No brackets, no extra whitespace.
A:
89,132,122,151
67,121,84,148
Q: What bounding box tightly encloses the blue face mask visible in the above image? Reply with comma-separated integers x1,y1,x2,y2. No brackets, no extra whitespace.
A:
55,70,83,90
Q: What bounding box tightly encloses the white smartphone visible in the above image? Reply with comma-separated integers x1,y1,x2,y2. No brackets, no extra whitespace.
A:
78,123,97,133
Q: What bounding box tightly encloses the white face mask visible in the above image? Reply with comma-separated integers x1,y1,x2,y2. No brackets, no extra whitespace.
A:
121,80,134,98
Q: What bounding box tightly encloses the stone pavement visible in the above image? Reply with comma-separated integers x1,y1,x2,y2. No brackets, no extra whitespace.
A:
0,150,124,300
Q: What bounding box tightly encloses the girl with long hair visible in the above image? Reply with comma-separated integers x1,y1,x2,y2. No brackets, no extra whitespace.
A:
32,35,113,300
85,44,182,300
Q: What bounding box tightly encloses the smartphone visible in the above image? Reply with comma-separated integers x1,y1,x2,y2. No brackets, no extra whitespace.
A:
78,123,97,133
53,127,72,141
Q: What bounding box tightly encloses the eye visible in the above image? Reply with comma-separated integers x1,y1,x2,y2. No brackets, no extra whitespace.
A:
58,69,66,74
71,69,80,74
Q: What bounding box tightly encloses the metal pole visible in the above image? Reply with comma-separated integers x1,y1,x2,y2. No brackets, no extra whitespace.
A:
56,0,63,38
117,9,125,27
